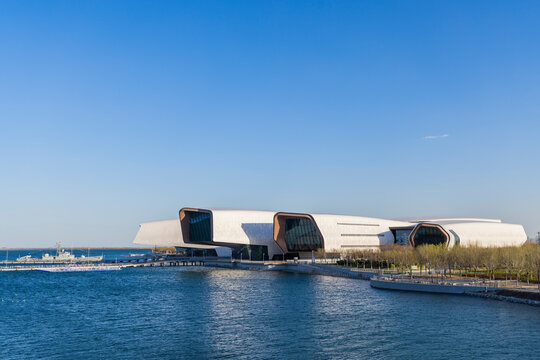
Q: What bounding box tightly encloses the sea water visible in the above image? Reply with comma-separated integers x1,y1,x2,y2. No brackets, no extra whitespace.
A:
1,261,539,359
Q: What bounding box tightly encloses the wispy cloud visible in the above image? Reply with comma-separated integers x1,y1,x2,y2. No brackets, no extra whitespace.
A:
423,134,449,140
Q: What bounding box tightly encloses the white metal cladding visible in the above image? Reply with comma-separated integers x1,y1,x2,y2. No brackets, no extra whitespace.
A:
133,219,231,255
403,218,527,247
308,214,413,251
302,214,527,249
186,209,283,258
136,213,527,257
439,221,527,247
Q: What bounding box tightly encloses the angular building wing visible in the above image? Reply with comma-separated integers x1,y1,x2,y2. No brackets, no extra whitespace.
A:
399,218,527,247
273,212,412,254
179,208,283,260
274,213,527,258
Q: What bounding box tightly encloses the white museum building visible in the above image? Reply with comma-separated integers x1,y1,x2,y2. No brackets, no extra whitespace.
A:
133,207,527,260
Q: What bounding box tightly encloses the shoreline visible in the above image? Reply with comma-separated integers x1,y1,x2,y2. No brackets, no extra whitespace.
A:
4,252,540,307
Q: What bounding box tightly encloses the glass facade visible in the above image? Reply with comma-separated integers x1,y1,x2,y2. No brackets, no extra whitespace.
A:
284,218,323,252
232,245,268,261
449,230,461,246
181,248,218,257
189,211,212,243
413,226,447,246
395,229,412,245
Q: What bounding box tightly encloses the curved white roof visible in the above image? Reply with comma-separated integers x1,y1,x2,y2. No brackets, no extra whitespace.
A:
396,217,526,247
397,217,502,224
282,213,527,249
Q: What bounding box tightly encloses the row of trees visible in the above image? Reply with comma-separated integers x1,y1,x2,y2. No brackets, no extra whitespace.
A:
152,246,178,254
330,243,540,285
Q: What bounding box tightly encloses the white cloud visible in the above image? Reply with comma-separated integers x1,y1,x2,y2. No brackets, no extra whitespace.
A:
423,134,449,140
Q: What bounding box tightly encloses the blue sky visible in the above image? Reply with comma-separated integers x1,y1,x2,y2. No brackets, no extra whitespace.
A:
1,1,539,247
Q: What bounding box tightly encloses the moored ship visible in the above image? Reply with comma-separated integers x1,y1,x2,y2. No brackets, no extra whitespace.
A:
16,242,103,263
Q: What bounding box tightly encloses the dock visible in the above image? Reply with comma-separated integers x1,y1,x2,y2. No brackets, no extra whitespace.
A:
0,254,208,271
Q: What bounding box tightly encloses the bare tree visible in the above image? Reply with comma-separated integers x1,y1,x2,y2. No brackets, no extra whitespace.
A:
416,245,432,276
511,246,525,286
498,247,513,285
481,247,499,281
523,243,540,285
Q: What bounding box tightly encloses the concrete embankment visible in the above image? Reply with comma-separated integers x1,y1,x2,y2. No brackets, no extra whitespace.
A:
204,260,378,279
467,290,540,307
370,277,540,307
280,263,377,279
370,278,494,294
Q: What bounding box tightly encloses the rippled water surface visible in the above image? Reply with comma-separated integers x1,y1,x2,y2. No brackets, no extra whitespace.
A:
1,266,539,359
